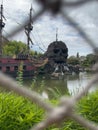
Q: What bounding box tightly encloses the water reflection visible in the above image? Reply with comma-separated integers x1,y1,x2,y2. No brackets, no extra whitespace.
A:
67,72,90,95
24,72,97,99
67,72,97,95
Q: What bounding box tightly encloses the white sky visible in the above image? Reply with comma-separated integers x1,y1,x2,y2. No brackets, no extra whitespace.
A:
1,0,98,56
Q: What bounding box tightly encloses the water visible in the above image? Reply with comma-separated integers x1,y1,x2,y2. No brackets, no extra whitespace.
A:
24,72,97,99
67,72,95,95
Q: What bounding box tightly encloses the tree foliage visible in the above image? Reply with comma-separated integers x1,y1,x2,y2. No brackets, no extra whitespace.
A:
3,41,28,56
3,40,43,57
67,53,98,68
81,53,98,67
67,56,79,65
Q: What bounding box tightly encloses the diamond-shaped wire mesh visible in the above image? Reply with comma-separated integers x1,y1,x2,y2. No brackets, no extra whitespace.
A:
0,0,98,130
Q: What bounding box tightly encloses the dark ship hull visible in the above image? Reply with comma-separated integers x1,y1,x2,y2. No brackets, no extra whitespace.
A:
0,57,36,78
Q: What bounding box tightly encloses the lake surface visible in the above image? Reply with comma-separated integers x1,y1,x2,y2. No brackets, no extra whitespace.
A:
24,72,97,99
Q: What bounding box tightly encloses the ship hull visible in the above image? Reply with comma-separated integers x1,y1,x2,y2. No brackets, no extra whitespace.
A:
0,58,36,78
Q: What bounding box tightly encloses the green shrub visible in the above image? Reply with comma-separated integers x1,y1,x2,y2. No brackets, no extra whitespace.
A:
16,62,23,86
0,89,98,130
0,92,44,130
63,90,98,130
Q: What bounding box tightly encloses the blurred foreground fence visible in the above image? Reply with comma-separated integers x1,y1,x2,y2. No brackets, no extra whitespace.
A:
1,0,98,130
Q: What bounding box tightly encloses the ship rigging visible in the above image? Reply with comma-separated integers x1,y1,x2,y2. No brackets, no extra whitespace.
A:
25,5,33,53
0,3,5,55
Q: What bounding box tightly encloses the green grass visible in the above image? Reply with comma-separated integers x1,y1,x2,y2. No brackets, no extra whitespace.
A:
63,90,98,130
0,92,44,130
0,83,98,130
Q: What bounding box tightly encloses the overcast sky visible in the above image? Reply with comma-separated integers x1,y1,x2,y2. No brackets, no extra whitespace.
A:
1,0,98,56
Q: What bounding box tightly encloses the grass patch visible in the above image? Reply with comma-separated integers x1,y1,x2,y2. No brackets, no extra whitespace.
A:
0,92,44,130
63,90,98,130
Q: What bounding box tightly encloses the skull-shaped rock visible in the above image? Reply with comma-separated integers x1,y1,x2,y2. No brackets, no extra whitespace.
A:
44,41,68,65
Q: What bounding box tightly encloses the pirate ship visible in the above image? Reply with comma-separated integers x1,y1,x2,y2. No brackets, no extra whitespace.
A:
0,3,79,78
0,4,48,78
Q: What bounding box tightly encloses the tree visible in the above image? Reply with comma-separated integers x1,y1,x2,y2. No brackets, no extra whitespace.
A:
3,40,43,58
81,53,97,68
76,52,79,58
3,41,28,56
67,56,80,65
86,54,97,65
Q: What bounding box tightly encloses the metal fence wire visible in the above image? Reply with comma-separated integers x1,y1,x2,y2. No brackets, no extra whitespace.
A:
0,0,98,130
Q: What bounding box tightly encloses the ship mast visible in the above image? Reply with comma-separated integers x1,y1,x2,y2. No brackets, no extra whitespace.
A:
0,3,5,55
25,5,33,54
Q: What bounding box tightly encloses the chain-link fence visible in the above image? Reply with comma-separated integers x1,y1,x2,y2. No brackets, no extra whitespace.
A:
0,0,98,130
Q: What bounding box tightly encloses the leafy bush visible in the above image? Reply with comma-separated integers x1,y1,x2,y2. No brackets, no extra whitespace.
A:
0,92,44,130
0,89,98,130
63,90,98,130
